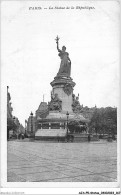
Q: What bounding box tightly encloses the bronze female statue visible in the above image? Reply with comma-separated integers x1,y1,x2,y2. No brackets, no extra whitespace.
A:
55,36,71,77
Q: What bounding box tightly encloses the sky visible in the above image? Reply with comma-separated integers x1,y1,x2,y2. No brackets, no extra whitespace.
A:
1,1,120,126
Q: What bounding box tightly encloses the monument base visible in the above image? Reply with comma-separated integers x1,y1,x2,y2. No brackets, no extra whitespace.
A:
35,110,90,141
35,128,67,142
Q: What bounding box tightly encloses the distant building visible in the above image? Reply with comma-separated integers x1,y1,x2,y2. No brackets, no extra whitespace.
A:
18,124,25,134
26,112,36,136
7,86,21,139
7,86,15,139
36,102,49,119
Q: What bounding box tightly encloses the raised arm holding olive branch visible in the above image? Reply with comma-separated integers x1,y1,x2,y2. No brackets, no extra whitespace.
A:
55,36,61,52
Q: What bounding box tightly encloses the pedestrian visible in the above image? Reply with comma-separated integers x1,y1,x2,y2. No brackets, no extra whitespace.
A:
88,134,91,142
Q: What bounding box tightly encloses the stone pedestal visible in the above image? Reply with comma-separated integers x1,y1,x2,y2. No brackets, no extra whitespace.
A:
50,76,76,113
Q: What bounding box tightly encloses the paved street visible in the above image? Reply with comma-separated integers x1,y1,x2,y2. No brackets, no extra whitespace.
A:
7,140,117,182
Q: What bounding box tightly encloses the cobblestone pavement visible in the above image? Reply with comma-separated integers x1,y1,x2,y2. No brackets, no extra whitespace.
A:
7,140,117,182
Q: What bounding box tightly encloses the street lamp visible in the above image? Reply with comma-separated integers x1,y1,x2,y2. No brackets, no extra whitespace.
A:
30,111,33,134
66,111,69,136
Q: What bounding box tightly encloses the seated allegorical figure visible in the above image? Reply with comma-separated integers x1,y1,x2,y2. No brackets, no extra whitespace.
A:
49,93,62,111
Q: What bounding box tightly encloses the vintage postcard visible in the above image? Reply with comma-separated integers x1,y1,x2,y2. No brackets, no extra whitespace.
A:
1,0,120,194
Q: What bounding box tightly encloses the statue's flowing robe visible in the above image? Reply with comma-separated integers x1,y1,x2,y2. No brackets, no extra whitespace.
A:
57,51,71,77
